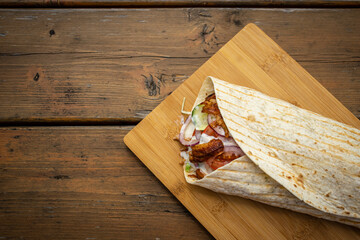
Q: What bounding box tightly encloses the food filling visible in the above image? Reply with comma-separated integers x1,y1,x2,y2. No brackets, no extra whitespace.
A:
179,94,245,179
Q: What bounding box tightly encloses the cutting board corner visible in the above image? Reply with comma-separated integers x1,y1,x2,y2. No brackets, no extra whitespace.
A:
123,23,360,239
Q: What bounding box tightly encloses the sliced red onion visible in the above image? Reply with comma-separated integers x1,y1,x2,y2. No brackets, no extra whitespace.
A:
218,136,237,147
207,114,216,124
223,146,245,157
213,126,225,136
204,161,214,173
195,130,202,140
179,116,200,146
207,114,226,136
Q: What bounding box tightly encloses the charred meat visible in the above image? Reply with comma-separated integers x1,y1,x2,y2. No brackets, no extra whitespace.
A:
190,139,224,162
196,169,205,179
202,94,230,137
202,94,221,115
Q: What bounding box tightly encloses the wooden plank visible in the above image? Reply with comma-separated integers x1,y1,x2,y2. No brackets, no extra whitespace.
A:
1,0,360,7
0,8,359,123
0,126,213,239
124,24,360,239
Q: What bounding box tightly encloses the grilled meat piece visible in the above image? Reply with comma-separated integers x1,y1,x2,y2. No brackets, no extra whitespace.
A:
202,94,221,115
216,151,240,161
205,93,216,101
196,169,205,179
190,139,224,162
203,94,230,137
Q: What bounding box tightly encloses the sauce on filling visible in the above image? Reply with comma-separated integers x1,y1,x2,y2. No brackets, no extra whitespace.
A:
180,93,245,179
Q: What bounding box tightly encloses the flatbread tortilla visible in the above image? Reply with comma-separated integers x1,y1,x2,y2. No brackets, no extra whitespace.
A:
182,76,360,227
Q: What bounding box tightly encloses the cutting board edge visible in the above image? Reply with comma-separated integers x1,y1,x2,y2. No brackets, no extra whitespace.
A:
123,23,360,239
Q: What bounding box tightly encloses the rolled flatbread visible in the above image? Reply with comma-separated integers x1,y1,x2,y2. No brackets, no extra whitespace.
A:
181,76,360,228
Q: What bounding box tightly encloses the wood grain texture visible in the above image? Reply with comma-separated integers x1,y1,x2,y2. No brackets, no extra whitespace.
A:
124,24,360,239
0,126,213,239
1,0,360,7
0,8,359,123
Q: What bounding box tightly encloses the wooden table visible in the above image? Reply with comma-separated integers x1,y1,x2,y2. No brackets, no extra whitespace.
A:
0,1,359,239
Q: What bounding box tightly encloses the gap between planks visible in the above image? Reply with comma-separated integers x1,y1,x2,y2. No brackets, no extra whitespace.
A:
0,119,141,127
0,0,360,8
0,8,358,125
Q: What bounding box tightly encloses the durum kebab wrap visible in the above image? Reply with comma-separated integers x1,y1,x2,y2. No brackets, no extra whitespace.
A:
178,76,360,227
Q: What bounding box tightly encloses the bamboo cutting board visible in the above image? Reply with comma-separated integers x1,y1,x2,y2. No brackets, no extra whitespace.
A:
124,23,360,239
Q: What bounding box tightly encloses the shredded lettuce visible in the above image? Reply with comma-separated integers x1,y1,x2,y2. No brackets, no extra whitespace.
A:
185,163,191,172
